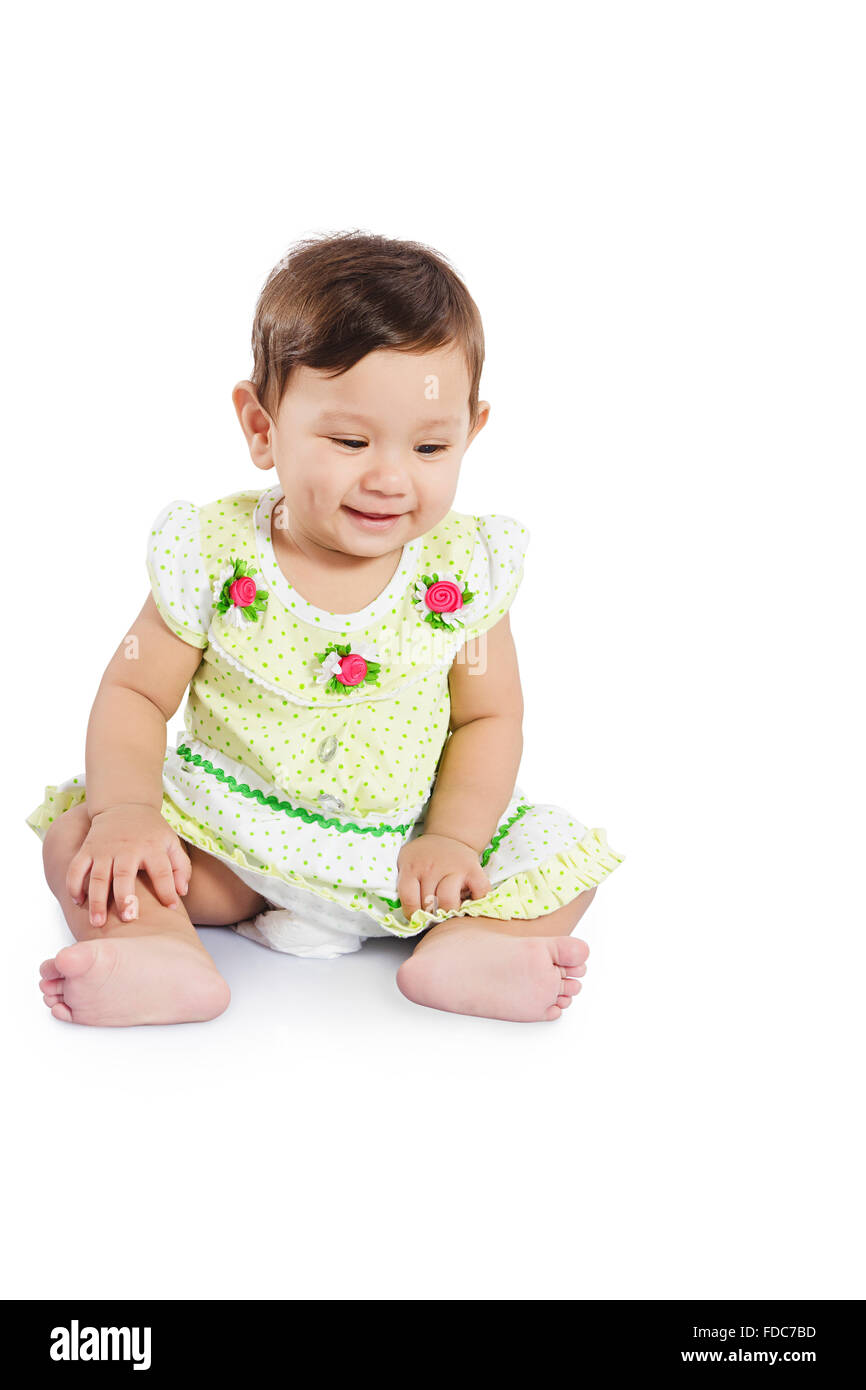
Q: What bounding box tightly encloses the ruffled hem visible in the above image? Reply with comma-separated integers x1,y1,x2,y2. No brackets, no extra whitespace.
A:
25,782,86,836
157,795,437,930
24,780,441,935
425,828,624,926
25,783,624,938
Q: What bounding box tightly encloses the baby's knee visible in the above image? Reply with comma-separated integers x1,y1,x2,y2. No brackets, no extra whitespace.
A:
41,804,91,885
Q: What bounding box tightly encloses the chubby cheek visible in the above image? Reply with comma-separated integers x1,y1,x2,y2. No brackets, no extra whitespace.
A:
280,443,346,517
414,473,458,525
291,475,342,518
315,482,345,515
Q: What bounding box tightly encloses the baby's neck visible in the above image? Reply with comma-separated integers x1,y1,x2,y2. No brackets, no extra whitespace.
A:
271,517,405,613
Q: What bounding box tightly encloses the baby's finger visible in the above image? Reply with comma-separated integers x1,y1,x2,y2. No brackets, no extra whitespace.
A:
80,862,94,903
434,872,465,913
65,846,93,906
112,856,141,921
396,869,422,921
466,864,492,902
167,839,192,896
419,871,441,916
87,857,114,927
142,854,182,909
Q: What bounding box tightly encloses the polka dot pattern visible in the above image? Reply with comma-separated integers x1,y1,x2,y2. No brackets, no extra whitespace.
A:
146,499,213,646
24,486,625,952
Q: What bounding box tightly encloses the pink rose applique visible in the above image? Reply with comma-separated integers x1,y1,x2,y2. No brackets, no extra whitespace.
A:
314,640,382,695
335,653,368,686
412,571,477,631
424,579,463,614
229,575,258,608
212,558,269,628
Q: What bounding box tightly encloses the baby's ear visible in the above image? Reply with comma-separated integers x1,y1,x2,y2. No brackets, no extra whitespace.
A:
467,401,491,445
232,381,277,469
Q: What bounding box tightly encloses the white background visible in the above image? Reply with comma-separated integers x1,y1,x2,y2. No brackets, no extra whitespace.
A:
2,1,863,1300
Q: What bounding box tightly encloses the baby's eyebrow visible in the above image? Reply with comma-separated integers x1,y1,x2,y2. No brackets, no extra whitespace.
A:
315,411,462,429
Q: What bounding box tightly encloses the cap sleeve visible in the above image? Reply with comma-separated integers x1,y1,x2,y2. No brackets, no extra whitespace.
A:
460,513,530,640
146,499,212,648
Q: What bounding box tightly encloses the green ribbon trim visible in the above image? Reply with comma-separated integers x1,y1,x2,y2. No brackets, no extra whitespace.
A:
175,743,532,870
480,803,531,867
175,744,414,835
379,803,533,912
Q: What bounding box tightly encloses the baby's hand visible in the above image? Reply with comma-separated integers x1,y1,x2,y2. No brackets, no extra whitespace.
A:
396,833,492,921
66,803,193,928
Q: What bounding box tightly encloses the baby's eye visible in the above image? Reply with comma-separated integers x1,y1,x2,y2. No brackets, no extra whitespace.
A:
330,438,448,456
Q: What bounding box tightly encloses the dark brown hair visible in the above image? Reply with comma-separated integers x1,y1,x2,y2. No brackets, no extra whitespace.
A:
249,230,485,432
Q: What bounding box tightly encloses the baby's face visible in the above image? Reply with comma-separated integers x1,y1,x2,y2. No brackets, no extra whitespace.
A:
236,342,488,557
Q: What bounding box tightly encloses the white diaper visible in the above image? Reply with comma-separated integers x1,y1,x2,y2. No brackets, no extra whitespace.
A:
232,908,364,959
225,859,398,959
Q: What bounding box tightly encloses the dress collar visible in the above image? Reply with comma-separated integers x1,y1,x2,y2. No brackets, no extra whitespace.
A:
252,484,423,632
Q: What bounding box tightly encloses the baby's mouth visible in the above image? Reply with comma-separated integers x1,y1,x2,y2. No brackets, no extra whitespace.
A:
342,505,404,523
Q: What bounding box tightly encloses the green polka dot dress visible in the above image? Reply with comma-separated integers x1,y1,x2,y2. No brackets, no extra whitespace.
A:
25,484,624,957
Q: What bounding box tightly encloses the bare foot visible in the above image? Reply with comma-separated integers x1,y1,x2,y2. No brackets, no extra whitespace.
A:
395,928,589,1022
38,935,231,1027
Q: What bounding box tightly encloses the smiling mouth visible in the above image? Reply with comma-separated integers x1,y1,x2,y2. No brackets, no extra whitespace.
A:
344,506,404,519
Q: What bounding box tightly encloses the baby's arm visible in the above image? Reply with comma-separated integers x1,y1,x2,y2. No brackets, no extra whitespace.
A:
396,613,524,916
425,612,524,848
67,593,204,926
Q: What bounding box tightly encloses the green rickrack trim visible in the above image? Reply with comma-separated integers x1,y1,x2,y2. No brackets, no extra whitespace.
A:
377,804,534,912
480,802,532,867
175,744,415,835
175,743,532,869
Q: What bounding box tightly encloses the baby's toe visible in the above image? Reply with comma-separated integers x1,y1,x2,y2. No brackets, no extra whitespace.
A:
558,976,583,998
54,941,100,979
39,958,63,980
50,1001,74,1023
551,936,589,970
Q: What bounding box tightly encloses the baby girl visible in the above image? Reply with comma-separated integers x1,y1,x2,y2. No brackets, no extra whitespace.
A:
26,230,623,1026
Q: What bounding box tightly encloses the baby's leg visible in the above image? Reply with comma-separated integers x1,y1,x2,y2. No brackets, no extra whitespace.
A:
37,804,266,1027
395,887,597,1024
